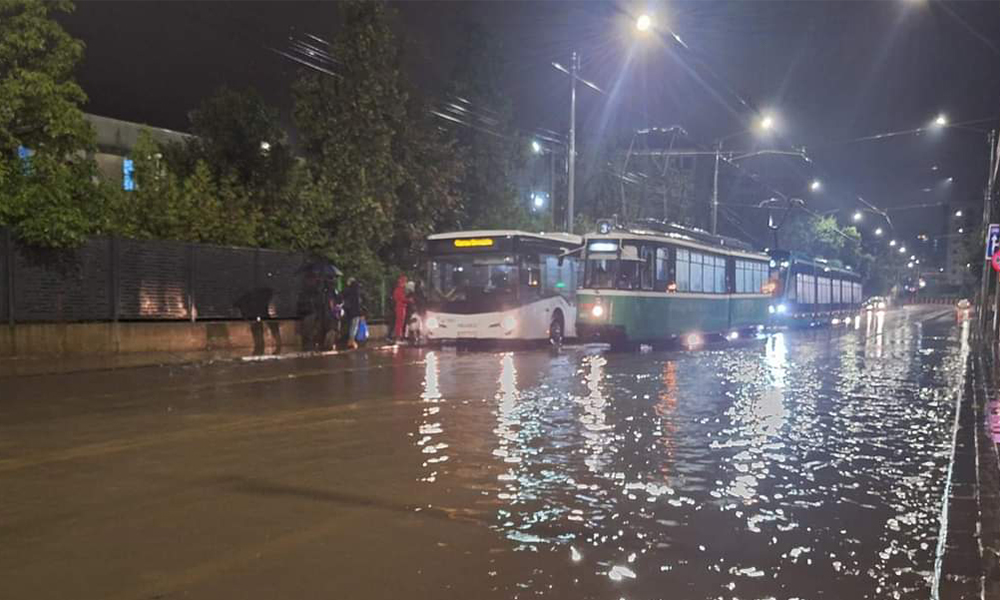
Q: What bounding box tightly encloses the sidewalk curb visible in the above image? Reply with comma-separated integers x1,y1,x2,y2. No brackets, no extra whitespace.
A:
938,336,1000,599
0,341,400,378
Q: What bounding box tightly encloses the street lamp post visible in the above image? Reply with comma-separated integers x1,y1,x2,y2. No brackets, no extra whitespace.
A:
710,116,777,234
568,52,578,234
551,53,601,233
712,141,721,234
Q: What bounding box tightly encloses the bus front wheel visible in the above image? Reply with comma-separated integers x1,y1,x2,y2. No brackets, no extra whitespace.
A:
549,314,564,348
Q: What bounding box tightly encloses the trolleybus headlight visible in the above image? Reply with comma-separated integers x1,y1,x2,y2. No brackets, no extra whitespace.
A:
426,316,439,330
684,333,704,348
777,303,788,314
768,305,776,315
501,315,517,332
591,304,605,318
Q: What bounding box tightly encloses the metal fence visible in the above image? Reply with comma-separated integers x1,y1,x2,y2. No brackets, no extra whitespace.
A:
1,229,309,324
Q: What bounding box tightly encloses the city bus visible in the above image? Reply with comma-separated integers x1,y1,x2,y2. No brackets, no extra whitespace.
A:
422,230,583,345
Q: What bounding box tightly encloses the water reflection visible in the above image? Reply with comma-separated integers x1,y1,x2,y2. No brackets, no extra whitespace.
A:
470,309,962,599
579,355,612,475
493,353,522,502
416,351,446,483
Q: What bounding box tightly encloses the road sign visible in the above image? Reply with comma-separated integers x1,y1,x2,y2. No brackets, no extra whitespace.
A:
993,250,1000,273
986,223,1000,259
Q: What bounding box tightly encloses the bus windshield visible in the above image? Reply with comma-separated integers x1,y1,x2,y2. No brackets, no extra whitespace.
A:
427,255,519,313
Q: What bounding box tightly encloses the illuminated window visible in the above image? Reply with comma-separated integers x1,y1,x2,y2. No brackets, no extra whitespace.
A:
123,158,136,191
17,146,33,174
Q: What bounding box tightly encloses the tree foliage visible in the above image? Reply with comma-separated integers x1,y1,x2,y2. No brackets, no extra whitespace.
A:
0,0,98,247
779,213,873,275
171,87,295,197
448,22,533,230
293,0,408,282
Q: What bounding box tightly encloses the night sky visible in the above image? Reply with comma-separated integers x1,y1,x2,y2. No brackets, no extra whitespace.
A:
60,1,1000,245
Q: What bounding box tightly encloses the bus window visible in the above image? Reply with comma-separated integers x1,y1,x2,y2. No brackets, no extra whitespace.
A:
428,257,518,311
640,246,655,290
585,258,616,289
655,247,670,291
543,254,576,300
676,249,690,291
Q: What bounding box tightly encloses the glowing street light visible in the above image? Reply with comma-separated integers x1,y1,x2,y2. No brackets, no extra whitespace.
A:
889,239,897,246
853,211,863,222
899,246,907,253
759,114,775,131
907,261,915,268
933,114,948,127
910,254,916,260
874,227,883,236
958,227,964,233
531,140,542,154
636,14,653,32
955,209,963,217
809,179,822,192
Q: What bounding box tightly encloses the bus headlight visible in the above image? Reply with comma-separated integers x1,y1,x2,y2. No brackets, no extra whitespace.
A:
501,315,517,332
426,316,439,330
777,304,788,314
768,305,776,315
591,304,605,318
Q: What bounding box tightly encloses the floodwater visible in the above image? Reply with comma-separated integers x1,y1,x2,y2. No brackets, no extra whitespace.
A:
0,306,970,600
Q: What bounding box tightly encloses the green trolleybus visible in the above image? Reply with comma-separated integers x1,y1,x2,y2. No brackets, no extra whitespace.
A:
576,220,772,348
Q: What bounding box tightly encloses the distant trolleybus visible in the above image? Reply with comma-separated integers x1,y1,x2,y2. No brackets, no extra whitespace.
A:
576,220,773,348
422,230,583,345
766,250,863,327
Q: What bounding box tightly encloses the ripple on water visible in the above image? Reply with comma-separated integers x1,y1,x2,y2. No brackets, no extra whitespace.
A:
416,317,966,598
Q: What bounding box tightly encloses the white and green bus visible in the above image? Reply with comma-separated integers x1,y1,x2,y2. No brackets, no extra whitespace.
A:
422,231,583,345
576,221,772,348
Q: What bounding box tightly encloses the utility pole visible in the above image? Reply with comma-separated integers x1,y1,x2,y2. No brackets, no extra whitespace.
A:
979,129,994,333
711,142,721,235
549,150,556,227
551,53,601,234
568,52,578,234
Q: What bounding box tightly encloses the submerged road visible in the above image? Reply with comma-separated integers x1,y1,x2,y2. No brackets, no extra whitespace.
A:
0,305,973,599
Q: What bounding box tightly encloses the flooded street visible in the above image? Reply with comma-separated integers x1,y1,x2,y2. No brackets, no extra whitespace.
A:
0,305,971,599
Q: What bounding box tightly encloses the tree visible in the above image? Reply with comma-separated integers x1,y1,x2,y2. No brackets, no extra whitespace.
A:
448,23,533,230
171,87,294,199
779,213,872,274
293,0,408,283
0,0,99,247
384,82,465,269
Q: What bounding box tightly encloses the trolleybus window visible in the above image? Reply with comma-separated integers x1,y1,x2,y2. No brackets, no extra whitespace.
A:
736,260,768,293
640,246,655,291
655,247,670,291
677,250,726,293
584,243,646,290
585,256,616,289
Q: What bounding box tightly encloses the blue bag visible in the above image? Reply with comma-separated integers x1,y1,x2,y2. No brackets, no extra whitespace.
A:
355,318,369,343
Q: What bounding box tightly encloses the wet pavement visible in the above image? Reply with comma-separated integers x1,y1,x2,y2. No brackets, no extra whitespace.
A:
0,305,974,599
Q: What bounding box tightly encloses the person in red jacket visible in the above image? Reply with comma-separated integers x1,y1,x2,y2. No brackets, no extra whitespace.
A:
392,274,411,342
